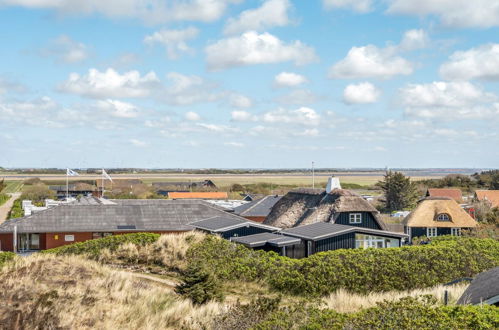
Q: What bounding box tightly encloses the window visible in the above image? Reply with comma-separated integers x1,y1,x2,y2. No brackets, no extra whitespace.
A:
92,233,113,239
349,213,362,224
65,235,75,242
436,213,451,221
427,228,438,237
355,234,400,249
451,228,461,236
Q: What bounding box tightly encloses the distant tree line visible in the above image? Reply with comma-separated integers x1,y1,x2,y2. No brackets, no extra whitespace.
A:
418,170,499,191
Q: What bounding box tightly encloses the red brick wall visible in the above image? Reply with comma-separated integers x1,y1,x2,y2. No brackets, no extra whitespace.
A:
45,232,94,249
0,234,13,252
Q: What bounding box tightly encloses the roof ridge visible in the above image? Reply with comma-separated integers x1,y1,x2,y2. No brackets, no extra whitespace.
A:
240,195,269,215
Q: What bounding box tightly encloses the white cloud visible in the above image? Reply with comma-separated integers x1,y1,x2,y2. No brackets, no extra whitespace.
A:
145,116,171,127
130,139,148,147
329,30,427,79
262,107,320,126
399,81,499,120
224,141,244,147
400,81,495,108
440,44,499,81
398,29,429,51
0,0,243,25
41,35,89,63
322,0,372,13
274,72,308,87
343,82,380,104
196,123,239,133
161,72,220,105
96,99,139,118
229,94,252,108
329,45,413,79
0,77,26,95
295,128,319,137
59,68,160,98
224,0,291,35
205,31,317,70
185,111,201,121
231,110,257,121
387,0,499,28
144,27,199,59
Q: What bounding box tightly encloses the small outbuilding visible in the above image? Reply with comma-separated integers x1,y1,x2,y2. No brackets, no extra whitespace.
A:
458,267,499,306
189,216,279,239
403,197,477,242
281,222,408,257
230,232,302,258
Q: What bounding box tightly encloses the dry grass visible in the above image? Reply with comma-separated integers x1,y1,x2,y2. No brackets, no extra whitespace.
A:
0,254,225,329
322,285,468,313
98,231,207,273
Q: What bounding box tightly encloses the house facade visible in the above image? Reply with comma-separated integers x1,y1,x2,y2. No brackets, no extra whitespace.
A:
0,197,246,252
404,197,478,242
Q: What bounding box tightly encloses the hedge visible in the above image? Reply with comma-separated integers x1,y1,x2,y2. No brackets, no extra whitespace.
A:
42,233,160,257
187,236,499,296
253,296,499,330
0,252,16,268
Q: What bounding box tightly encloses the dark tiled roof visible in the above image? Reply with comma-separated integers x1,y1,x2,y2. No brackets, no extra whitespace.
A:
0,199,241,234
234,195,282,217
458,267,499,305
231,233,301,247
282,222,407,241
189,216,278,233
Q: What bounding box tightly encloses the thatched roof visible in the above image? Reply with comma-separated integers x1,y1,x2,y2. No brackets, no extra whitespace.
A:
264,188,385,229
404,197,477,228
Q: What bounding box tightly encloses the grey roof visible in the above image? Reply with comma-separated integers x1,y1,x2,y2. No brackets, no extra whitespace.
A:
231,232,301,248
189,216,279,233
0,199,243,234
458,267,499,305
282,222,408,241
233,195,282,217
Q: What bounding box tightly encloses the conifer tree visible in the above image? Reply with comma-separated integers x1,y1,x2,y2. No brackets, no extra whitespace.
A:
377,171,419,212
175,264,223,305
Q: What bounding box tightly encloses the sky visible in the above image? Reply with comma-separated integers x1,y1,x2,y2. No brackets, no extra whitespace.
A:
0,0,498,169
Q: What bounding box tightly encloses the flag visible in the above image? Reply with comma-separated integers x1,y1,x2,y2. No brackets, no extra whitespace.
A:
66,168,79,176
102,169,113,182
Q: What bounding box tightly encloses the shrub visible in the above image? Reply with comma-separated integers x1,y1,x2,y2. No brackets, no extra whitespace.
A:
0,193,9,207
175,264,224,305
255,296,499,330
42,233,160,257
187,236,499,296
7,199,23,219
0,252,15,268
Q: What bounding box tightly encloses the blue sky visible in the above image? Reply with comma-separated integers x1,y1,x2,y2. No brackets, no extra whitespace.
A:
1,0,498,169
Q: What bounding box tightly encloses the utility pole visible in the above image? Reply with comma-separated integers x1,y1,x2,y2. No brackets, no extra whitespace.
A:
312,161,315,189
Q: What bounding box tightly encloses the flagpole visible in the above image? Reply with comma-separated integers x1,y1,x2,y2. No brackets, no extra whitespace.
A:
102,169,104,198
66,169,69,200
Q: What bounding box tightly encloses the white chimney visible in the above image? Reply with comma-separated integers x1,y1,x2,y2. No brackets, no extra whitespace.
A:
326,177,341,193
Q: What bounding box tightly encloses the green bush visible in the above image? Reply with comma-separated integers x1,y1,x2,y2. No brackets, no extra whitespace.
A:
7,199,23,219
175,264,224,305
0,252,16,268
42,233,160,257
254,296,499,330
187,236,499,296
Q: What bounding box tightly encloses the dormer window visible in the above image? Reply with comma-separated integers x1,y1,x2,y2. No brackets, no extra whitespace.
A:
349,213,362,224
436,213,451,221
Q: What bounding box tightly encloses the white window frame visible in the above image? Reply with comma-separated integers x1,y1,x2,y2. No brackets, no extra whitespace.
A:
451,228,461,236
349,213,362,224
436,213,450,221
427,228,438,238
